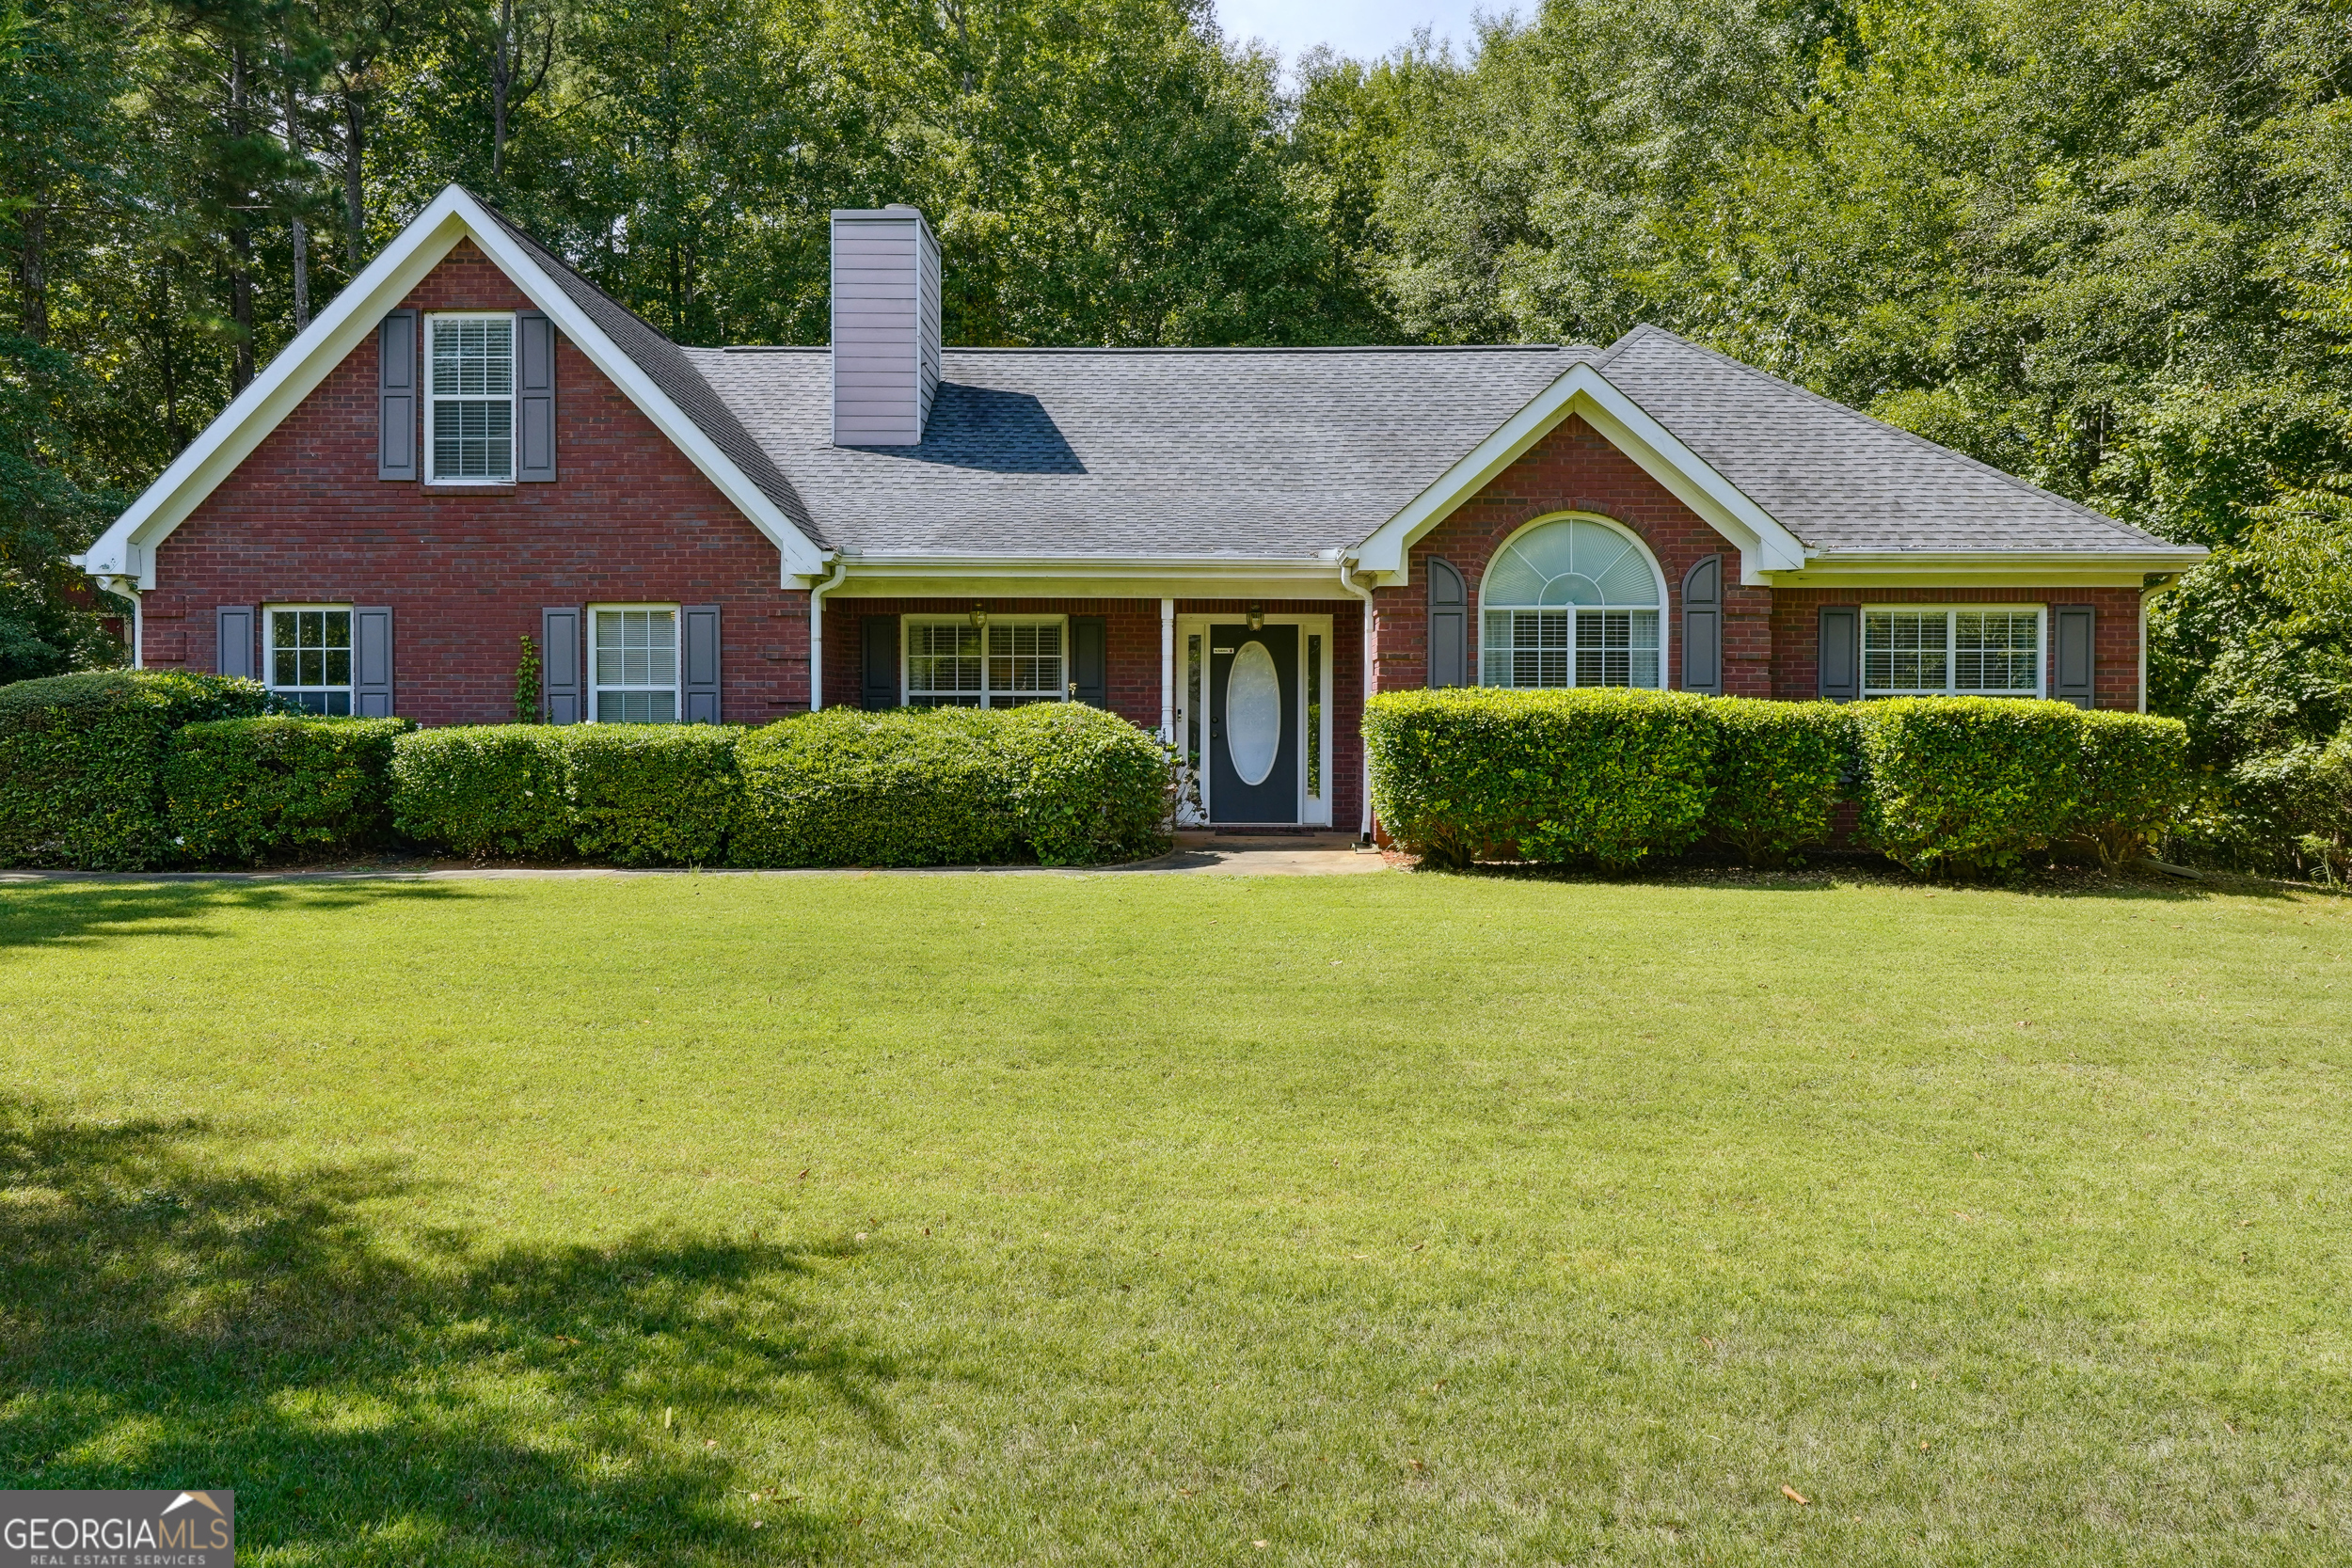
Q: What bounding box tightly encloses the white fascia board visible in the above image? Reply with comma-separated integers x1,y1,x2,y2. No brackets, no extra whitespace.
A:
85,184,825,589
1349,362,1809,588
1772,546,2209,588
819,553,1359,600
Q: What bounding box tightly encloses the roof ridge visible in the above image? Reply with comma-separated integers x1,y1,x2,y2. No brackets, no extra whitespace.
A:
1612,324,2153,546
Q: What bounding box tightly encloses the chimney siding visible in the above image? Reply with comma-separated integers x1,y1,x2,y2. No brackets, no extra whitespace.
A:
831,208,941,447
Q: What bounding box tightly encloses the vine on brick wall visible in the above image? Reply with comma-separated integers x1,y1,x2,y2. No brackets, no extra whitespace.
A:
514,633,541,724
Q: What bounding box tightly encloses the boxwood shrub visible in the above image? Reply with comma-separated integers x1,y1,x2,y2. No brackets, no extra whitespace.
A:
1703,699,1853,865
0,670,273,870
1364,688,1714,869
389,725,573,859
1854,698,2088,876
566,724,741,866
729,705,1170,868
164,715,416,865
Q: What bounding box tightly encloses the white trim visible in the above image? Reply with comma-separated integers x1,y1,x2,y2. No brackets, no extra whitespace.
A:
1351,361,1809,588
2139,578,2182,715
1173,611,1333,827
422,310,517,485
1770,548,2205,590
1338,563,1375,841
263,602,358,712
900,613,1071,708
806,556,848,712
1860,603,2047,699
587,602,683,722
82,183,825,590
1159,597,1175,744
819,554,1358,599
1474,513,1672,691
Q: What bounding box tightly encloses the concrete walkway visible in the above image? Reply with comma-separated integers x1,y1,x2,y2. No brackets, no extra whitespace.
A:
0,832,1389,882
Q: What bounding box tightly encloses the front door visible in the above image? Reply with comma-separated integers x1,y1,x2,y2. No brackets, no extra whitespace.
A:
1208,624,1298,823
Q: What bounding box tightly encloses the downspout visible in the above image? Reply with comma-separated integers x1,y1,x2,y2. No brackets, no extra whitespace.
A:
1337,558,1377,844
2138,574,2179,716
104,574,144,670
805,554,847,712
1159,597,1174,743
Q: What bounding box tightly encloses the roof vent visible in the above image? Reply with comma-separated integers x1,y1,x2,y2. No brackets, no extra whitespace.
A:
830,205,940,447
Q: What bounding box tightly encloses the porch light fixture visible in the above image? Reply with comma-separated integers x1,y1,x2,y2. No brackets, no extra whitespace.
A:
969,601,989,629
1247,602,1264,631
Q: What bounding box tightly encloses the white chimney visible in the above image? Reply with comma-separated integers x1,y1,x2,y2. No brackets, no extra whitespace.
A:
830,205,941,446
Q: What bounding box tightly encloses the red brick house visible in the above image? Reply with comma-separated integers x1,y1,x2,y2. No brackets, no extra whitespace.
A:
79,186,2205,834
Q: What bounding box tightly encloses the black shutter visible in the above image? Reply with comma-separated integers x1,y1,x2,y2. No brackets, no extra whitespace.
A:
516,309,556,482
1818,604,1860,702
1681,555,1723,695
216,606,257,679
378,309,417,480
1426,557,1467,689
353,606,394,717
1071,614,1108,705
2054,604,2095,708
682,603,721,723
542,606,583,723
860,615,899,710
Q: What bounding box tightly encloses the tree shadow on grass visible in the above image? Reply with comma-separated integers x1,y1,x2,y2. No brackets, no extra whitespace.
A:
0,1094,901,1563
0,879,481,955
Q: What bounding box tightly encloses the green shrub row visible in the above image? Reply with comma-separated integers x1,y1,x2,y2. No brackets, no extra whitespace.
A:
0,673,1173,870
0,671,275,870
1365,689,2191,876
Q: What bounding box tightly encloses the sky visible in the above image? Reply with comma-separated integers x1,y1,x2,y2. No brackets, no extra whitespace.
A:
1211,0,1504,69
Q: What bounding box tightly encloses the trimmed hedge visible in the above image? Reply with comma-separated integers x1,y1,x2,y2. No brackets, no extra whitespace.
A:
567,724,740,866
389,726,572,859
1855,698,2090,876
1364,688,1715,869
730,705,1170,868
1705,699,1851,866
0,671,273,870
2072,709,2195,873
164,716,415,864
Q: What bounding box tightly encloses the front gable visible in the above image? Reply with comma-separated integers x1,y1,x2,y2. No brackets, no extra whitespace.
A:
81,185,825,591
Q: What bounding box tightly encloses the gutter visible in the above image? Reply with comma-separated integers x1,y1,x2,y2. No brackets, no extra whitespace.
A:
805,554,848,711
1336,555,1376,844
73,557,142,670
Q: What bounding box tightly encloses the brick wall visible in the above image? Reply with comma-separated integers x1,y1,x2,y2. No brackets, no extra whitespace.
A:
1368,414,1768,696
1770,586,2145,707
147,240,810,725
824,596,1365,827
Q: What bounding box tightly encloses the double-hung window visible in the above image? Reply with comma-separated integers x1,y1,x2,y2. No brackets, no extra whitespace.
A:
427,313,515,482
267,606,354,715
592,606,678,721
904,618,1066,707
1863,607,2043,697
1479,516,1664,689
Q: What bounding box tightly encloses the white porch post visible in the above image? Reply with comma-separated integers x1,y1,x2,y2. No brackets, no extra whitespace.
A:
1159,597,1175,742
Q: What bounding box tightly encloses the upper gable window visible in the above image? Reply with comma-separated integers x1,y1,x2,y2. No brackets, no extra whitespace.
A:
427,313,515,482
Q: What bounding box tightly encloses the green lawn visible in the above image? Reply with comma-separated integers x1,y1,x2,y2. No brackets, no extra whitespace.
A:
1,867,2347,1565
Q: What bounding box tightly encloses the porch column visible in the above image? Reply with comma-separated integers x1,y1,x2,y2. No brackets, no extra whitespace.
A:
1159,597,1175,742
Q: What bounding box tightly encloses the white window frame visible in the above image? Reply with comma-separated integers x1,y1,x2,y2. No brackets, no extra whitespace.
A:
1862,604,2047,698
902,615,1071,708
589,603,681,723
264,603,356,715
424,310,516,485
1476,512,1671,691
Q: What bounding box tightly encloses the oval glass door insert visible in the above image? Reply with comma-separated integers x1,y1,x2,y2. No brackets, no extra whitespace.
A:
1226,640,1281,786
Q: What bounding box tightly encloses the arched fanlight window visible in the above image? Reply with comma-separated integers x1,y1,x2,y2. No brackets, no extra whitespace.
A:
1480,516,1664,689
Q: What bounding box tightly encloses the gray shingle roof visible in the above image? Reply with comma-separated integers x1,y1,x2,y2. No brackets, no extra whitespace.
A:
1597,326,2169,554
477,203,821,543
684,344,1577,557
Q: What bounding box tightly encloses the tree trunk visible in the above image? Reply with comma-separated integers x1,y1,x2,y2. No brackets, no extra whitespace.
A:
17,203,47,345
341,88,366,268
230,42,256,391
492,0,512,177
283,49,310,330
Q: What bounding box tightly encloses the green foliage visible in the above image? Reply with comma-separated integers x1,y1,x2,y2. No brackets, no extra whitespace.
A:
1854,699,2193,879
513,632,540,724
991,703,1173,866
1363,688,1715,870
2072,709,2196,874
730,706,1168,868
0,669,269,868
565,724,740,867
163,715,415,865
389,726,572,860
2221,726,2352,883
1704,699,1853,866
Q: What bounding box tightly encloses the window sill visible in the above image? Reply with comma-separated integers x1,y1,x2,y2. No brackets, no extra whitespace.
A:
422,480,518,490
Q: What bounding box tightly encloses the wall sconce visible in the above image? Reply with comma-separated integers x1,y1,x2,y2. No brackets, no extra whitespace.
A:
1247,603,1264,631
968,601,989,630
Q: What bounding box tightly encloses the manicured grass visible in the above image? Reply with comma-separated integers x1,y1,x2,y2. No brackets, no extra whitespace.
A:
2,868,2347,1565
